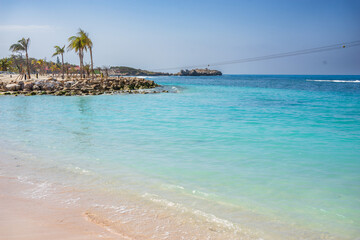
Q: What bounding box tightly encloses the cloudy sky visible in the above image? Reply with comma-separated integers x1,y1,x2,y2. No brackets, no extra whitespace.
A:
0,0,359,74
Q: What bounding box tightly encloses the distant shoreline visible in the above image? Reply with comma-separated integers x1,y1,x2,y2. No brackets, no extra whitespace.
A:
109,67,222,76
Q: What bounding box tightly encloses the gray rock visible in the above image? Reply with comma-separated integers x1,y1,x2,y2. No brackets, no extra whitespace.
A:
5,84,20,91
24,82,34,91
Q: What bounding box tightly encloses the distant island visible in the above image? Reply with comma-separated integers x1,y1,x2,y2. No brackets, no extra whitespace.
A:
176,68,222,76
109,66,222,76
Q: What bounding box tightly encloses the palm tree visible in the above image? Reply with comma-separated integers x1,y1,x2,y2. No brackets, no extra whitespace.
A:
9,38,31,79
52,45,65,79
78,29,94,77
68,35,85,78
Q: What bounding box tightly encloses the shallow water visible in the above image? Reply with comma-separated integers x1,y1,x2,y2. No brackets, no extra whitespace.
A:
1,75,359,239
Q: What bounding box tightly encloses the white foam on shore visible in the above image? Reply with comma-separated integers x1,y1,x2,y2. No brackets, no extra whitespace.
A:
306,79,360,83
65,165,93,176
141,192,240,232
25,181,55,199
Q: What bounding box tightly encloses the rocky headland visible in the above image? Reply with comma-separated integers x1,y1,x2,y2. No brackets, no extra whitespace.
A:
0,76,163,96
109,66,171,76
175,68,222,76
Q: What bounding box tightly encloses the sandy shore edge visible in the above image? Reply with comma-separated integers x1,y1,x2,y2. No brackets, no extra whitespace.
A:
0,176,127,240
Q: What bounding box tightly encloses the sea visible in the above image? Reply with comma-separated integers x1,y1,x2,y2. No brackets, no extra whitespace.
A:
0,75,359,239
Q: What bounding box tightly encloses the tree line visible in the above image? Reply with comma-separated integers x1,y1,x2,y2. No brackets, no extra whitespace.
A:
0,28,96,79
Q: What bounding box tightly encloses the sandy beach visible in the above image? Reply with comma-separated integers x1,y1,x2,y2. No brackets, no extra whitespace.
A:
0,146,268,240
0,73,51,82
0,176,129,240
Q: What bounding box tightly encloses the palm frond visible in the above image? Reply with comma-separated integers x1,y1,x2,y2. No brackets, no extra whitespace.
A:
9,37,30,53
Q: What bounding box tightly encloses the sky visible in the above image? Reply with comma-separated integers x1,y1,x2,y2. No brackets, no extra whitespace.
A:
0,0,359,74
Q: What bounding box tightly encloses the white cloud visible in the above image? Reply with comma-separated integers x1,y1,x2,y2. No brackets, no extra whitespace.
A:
0,25,52,31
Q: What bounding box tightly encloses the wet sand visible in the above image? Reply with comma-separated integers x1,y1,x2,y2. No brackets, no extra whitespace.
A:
0,148,259,240
0,176,127,240
0,141,337,240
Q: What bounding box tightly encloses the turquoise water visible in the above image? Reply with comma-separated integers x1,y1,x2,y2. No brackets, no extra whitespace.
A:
1,75,360,239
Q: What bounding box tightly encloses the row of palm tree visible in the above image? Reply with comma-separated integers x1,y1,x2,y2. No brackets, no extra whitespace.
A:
67,29,94,78
8,28,94,79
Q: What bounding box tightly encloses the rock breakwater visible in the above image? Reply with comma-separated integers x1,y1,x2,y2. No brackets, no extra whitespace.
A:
0,77,163,96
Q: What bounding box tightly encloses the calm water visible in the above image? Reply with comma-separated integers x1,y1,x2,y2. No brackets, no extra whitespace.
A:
1,75,360,239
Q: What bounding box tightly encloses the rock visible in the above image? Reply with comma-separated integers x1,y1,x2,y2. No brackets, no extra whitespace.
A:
0,76,165,96
5,84,21,91
18,81,24,89
176,68,222,76
43,82,56,91
24,82,33,91
64,81,73,88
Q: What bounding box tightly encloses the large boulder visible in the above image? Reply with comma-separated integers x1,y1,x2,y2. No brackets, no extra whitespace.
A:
33,85,41,91
43,82,56,91
5,84,21,91
64,81,74,89
23,82,34,91
18,81,24,89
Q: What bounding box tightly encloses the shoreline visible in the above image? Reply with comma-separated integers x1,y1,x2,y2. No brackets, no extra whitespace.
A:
0,139,344,240
0,176,127,240
0,147,258,240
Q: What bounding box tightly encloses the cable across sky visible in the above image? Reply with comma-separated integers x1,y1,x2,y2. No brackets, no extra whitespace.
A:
151,40,360,72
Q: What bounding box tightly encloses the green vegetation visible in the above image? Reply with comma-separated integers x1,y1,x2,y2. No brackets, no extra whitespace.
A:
110,66,170,76
52,45,65,79
78,29,94,77
0,28,96,78
0,58,12,71
9,38,31,78
1,31,221,78
0,55,78,76
68,34,85,77
67,29,94,78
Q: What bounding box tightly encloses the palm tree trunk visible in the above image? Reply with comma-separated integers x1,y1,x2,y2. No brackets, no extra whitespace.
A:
25,50,31,79
79,51,82,78
80,49,84,78
90,47,94,78
61,53,64,79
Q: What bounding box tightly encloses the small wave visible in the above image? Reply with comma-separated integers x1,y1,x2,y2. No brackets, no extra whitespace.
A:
162,183,185,190
24,181,55,199
161,183,212,199
17,176,35,185
92,203,134,214
306,79,360,83
141,193,238,231
65,165,93,176
192,189,209,197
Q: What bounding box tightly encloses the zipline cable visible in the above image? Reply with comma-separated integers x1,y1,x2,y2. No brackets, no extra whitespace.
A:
150,40,360,71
